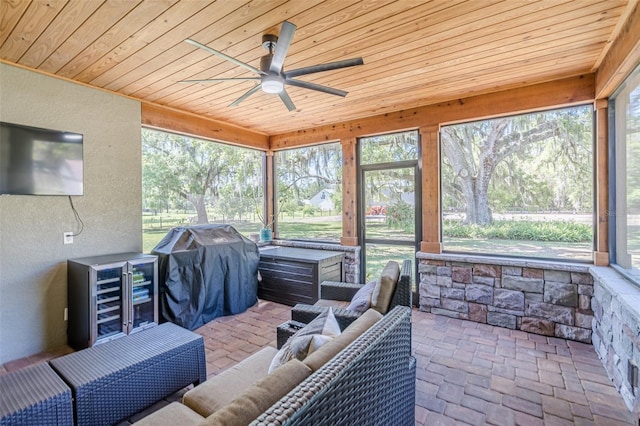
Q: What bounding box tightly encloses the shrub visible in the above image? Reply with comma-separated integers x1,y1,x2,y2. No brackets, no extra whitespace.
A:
442,219,591,242
302,204,316,217
385,201,414,231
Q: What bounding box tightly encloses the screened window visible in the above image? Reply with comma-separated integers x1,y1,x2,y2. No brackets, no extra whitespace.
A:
275,143,342,241
611,64,640,279
441,105,594,261
360,130,419,165
141,128,263,252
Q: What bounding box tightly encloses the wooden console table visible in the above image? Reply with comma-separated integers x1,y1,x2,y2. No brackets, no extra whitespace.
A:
258,247,344,306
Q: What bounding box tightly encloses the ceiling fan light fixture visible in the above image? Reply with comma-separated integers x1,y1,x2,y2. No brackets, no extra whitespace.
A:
261,75,284,94
183,21,363,110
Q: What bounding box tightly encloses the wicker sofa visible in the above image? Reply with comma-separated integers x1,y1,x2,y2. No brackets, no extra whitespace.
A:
135,305,415,426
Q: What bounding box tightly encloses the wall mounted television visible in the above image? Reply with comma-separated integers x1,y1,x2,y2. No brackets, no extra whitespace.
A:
0,121,83,195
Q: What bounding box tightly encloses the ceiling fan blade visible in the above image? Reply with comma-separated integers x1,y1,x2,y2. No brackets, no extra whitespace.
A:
284,57,364,78
179,77,260,83
286,78,348,97
185,39,265,76
229,85,262,107
278,90,296,111
270,21,296,74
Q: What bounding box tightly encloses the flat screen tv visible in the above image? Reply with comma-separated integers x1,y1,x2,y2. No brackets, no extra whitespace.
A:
0,121,83,195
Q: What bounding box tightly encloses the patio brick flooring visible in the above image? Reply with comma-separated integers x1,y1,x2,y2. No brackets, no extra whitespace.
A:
2,299,638,425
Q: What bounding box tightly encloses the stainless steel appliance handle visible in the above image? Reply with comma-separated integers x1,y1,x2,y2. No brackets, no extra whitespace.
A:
122,272,128,328
128,271,133,325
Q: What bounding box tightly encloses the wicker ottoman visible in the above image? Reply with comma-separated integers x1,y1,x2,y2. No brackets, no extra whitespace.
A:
0,362,73,426
49,323,206,426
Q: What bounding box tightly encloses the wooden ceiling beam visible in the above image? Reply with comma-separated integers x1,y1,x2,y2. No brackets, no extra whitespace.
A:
269,74,595,150
141,102,268,150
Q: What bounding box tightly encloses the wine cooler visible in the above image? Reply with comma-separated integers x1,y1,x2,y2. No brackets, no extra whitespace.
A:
67,252,158,349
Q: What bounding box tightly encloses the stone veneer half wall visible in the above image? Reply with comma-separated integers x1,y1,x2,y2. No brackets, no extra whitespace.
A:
591,267,640,414
417,252,594,343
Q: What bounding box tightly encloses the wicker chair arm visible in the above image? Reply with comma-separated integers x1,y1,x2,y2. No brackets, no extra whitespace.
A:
320,281,363,301
389,259,413,310
290,304,361,330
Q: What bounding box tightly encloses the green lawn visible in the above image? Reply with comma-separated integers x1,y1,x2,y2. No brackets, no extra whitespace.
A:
143,214,594,275
443,238,593,261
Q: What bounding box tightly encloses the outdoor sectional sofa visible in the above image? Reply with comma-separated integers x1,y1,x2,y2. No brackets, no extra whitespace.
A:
135,305,415,425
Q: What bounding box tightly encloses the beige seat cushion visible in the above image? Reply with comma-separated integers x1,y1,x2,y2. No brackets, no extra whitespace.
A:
200,359,312,426
302,308,383,371
371,261,400,314
183,346,278,417
133,402,204,425
313,299,350,309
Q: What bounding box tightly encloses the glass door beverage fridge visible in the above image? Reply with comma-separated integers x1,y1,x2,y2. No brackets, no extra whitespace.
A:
67,253,158,349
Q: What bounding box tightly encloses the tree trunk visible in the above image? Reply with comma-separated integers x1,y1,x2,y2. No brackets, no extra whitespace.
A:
187,194,209,224
442,117,561,226
458,175,492,225
474,190,492,225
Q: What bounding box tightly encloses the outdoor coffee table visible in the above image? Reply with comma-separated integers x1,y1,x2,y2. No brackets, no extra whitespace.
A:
0,362,73,425
49,322,205,426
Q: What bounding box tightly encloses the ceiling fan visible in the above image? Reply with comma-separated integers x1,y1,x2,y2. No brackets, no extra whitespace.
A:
180,21,364,111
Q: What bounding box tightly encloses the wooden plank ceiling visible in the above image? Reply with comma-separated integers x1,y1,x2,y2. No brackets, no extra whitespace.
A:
0,0,632,136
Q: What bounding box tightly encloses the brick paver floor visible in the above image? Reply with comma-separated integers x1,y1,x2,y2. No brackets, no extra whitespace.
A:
413,311,638,425
2,300,637,425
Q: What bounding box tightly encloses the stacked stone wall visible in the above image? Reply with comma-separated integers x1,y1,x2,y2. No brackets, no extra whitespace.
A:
591,267,640,414
418,254,594,343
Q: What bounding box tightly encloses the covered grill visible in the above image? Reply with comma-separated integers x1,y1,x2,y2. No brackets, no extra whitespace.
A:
151,224,259,330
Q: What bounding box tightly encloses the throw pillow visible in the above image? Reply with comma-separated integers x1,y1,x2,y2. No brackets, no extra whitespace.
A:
268,307,341,373
371,260,400,314
347,280,376,313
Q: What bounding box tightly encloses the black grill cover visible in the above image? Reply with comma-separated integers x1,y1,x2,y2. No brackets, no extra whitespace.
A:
151,224,259,330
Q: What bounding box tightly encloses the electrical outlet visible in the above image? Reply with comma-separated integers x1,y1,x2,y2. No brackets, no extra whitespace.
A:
64,308,68,321
63,232,73,244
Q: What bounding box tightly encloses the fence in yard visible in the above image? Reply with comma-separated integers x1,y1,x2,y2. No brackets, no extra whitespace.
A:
142,216,190,230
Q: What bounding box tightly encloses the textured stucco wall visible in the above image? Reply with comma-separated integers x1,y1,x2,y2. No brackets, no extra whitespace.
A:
0,63,142,363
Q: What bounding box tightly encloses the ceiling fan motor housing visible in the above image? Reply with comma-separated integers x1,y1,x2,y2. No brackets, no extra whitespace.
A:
262,34,278,51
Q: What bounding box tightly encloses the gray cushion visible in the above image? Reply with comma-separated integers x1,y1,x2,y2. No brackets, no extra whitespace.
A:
347,280,376,312
268,307,340,373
